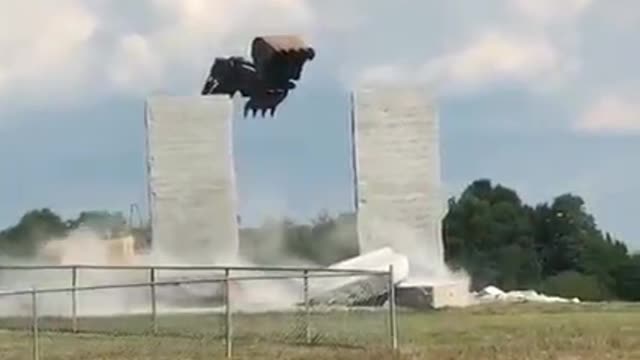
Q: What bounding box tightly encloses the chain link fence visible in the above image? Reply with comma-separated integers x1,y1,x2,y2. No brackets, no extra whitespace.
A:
0,265,398,359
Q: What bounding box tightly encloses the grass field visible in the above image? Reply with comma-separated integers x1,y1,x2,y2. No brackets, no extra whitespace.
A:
1,302,639,359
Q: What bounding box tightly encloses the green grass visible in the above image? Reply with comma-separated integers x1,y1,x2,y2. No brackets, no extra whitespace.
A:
1,302,640,359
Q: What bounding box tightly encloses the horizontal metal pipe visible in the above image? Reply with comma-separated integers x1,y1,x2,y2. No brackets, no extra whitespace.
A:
0,272,384,297
0,264,385,276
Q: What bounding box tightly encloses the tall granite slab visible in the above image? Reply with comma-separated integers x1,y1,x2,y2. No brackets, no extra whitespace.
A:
352,87,446,275
145,96,239,264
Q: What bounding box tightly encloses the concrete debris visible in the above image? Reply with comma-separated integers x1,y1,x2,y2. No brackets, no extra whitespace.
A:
397,281,471,309
309,248,474,309
474,285,581,304
308,247,409,306
326,247,410,283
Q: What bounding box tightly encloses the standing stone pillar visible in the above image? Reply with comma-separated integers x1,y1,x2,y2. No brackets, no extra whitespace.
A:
145,96,239,264
352,86,447,276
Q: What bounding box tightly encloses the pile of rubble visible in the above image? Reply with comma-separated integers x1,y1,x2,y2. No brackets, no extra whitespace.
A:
473,285,581,304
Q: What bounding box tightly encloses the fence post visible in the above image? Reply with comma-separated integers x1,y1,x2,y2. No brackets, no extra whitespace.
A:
71,266,78,333
225,268,232,358
31,288,39,360
150,267,157,335
388,265,398,351
303,269,311,344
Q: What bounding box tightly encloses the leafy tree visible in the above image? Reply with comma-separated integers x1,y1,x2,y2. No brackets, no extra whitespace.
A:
534,194,596,276
614,255,640,301
67,211,128,238
539,270,609,301
531,194,631,297
444,179,540,290
444,180,637,300
0,208,68,257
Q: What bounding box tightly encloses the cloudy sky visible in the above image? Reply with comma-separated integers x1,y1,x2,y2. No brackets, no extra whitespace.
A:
0,0,638,248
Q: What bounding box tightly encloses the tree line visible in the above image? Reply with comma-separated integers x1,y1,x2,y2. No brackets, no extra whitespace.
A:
0,179,638,301
444,179,639,301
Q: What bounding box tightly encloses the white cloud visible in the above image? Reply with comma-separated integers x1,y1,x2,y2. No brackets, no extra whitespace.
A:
350,0,598,95
427,31,560,89
354,0,595,96
0,0,622,117
511,0,592,23
0,0,315,104
99,0,315,95
576,95,640,134
108,34,163,93
0,1,98,100
357,31,567,94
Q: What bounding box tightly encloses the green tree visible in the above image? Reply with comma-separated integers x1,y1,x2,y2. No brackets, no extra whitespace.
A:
531,194,630,297
0,208,68,257
614,254,640,301
444,179,540,290
67,210,128,238
533,194,596,276
539,270,609,301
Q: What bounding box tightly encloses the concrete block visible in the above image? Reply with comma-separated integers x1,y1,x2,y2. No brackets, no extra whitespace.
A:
397,281,471,309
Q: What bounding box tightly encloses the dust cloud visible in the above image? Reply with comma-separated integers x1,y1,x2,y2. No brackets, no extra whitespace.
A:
358,218,471,289
0,226,315,317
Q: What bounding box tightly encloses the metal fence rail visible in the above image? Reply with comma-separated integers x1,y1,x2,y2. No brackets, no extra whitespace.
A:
0,265,398,359
0,264,388,274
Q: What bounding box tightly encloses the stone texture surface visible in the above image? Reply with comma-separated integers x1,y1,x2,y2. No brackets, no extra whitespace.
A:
352,86,447,275
145,95,239,264
396,282,471,309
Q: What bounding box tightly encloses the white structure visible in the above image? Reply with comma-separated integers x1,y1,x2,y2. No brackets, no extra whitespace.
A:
145,96,239,264
351,86,447,277
396,281,471,309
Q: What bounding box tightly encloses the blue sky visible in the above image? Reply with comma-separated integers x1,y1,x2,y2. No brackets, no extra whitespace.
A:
0,0,638,249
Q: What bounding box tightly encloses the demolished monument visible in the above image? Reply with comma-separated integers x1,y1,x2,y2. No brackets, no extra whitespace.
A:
319,86,470,309
145,35,469,310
